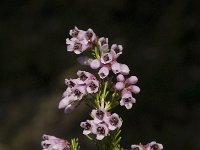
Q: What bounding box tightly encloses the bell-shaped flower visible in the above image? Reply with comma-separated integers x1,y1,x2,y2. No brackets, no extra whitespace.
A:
120,92,136,109
41,134,70,150
101,53,113,64
105,113,122,131
71,85,86,100
91,108,108,124
86,80,99,93
69,26,85,40
131,145,143,150
65,79,78,88
80,120,95,135
147,141,163,150
66,38,88,54
98,37,109,51
77,70,95,82
94,123,109,140
98,66,110,79
85,28,97,43
110,44,123,59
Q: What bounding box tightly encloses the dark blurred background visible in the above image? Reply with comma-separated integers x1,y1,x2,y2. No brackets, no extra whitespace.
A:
0,0,200,149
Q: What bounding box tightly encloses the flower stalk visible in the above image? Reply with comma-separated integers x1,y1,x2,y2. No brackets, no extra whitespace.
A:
41,26,163,150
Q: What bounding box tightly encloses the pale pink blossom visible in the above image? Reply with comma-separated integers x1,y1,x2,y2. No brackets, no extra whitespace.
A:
91,108,108,124
120,93,136,109
131,145,143,150
101,53,113,64
66,38,88,54
110,44,123,59
98,37,109,51
98,66,110,79
85,28,97,43
86,80,99,93
94,123,109,140
69,26,85,40
105,113,122,130
41,134,70,150
80,120,95,135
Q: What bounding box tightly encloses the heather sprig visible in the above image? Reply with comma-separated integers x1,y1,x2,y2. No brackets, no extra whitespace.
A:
41,27,163,150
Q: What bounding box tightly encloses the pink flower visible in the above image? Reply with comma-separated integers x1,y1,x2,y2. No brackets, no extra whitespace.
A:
41,134,70,150
66,38,88,54
110,44,123,59
77,70,95,82
94,123,109,140
100,53,113,64
71,85,86,99
120,93,136,109
131,145,143,150
131,142,163,150
85,28,97,43
65,79,78,88
98,66,110,79
98,37,109,51
80,120,95,135
91,108,108,124
69,26,85,40
147,141,163,150
86,80,99,93
105,113,122,130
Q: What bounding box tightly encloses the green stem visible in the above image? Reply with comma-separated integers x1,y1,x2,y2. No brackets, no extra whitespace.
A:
101,81,108,108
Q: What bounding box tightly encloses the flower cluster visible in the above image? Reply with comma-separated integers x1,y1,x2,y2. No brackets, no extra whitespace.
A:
40,27,163,150
115,74,140,109
66,27,97,54
90,44,130,79
80,108,122,140
131,141,163,150
41,134,70,150
58,71,99,113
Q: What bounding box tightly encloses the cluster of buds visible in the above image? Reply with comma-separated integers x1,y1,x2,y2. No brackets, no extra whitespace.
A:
58,71,99,113
115,74,140,109
66,27,97,54
90,44,130,79
80,108,122,140
131,141,163,150
41,134,70,150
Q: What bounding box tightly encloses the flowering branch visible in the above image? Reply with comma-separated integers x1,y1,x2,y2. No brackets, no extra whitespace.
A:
41,26,163,150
